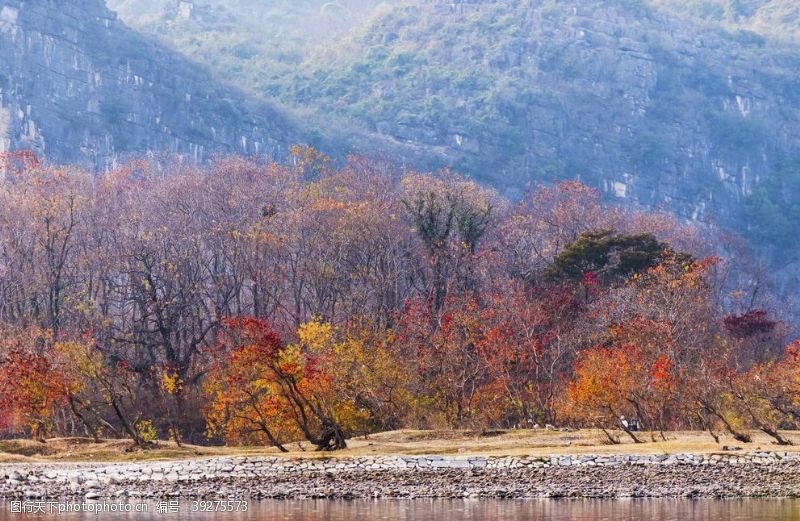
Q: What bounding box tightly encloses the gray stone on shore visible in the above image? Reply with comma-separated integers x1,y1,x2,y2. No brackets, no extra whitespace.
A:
0,451,799,500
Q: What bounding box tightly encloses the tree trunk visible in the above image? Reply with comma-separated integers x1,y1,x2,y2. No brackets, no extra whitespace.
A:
759,426,793,446
67,395,100,443
110,397,147,448
715,412,751,443
599,426,620,444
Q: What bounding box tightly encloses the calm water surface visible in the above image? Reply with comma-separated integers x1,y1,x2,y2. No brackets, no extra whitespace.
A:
2,500,800,520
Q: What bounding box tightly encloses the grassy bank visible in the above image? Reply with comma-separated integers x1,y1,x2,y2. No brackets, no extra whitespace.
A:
2,429,800,464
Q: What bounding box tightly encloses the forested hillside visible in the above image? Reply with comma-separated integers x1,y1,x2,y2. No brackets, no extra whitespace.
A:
110,1,800,259
650,0,800,41
106,0,389,97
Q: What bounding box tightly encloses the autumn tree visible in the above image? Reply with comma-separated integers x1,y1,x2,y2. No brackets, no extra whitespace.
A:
729,364,794,445
472,283,581,426
0,151,789,445
204,322,298,451
0,165,90,334
741,342,800,436
56,338,154,447
0,339,65,441
207,317,352,450
394,295,488,428
402,173,497,310
562,318,680,443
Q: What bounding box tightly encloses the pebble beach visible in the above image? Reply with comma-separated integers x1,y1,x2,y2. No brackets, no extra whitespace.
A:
2,452,800,500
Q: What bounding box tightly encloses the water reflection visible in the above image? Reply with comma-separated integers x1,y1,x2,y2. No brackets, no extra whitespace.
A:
2,499,800,520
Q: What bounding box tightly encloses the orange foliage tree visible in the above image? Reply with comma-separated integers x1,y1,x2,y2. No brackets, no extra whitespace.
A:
0,328,67,441
472,283,581,427
563,318,679,443
0,350,65,441
205,317,351,451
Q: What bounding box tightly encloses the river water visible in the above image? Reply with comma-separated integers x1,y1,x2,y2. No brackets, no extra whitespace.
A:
2,499,800,520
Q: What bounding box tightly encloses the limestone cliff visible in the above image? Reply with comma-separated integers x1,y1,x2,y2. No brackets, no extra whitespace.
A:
0,0,294,169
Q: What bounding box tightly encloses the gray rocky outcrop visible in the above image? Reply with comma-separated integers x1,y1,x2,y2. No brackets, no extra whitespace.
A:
0,0,295,169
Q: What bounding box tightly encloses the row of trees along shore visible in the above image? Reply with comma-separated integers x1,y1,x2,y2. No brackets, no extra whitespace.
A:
0,148,797,451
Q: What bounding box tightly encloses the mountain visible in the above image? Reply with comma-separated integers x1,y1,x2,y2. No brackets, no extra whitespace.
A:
274,1,800,245
105,0,389,98
649,0,800,41
4,0,800,263
0,0,296,169
110,1,800,255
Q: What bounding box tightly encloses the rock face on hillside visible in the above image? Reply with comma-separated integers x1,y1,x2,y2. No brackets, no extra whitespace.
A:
0,0,293,169
3,0,800,255
272,0,800,242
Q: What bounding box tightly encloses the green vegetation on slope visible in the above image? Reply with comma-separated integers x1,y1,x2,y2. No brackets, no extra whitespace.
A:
107,0,390,97
108,0,800,259
648,0,800,41
263,0,800,224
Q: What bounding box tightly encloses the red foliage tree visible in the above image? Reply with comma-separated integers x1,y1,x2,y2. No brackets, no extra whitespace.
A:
0,350,66,440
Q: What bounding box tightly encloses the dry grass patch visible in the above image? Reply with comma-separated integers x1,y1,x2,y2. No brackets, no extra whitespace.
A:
1,430,799,463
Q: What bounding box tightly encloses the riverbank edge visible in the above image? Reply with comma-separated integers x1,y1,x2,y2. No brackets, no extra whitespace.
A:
2,452,800,500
